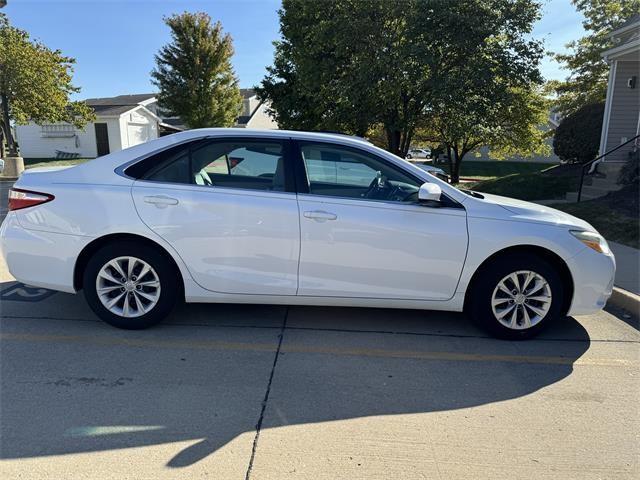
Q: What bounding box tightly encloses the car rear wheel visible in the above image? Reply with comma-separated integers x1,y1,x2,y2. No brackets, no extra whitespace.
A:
83,241,179,329
467,253,565,339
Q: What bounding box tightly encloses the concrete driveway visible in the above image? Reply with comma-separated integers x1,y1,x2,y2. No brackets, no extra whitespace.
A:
1,259,639,479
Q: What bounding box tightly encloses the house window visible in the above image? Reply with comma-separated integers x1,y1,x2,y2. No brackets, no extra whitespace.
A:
41,124,76,138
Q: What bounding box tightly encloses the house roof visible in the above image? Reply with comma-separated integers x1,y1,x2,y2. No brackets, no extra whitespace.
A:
84,93,157,106
609,14,640,37
240,88,256,99
83,93,157,117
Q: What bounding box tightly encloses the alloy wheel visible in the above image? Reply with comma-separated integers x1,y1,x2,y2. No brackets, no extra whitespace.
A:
95,256,161,318
490,270,552,330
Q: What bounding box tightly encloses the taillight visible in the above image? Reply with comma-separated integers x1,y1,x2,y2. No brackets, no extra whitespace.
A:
8,188,55,211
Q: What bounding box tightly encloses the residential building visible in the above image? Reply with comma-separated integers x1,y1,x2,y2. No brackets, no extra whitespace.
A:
15,89,277,159
15,94,161,158
599,14,640,162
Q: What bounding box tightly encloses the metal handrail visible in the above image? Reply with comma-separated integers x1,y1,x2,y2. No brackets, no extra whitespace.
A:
577,134,640,202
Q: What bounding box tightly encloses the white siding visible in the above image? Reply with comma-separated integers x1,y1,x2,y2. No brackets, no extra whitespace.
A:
15,122,99,158
99,118,123,154
14,108,158,159
119,109,158,149
245,102,278,129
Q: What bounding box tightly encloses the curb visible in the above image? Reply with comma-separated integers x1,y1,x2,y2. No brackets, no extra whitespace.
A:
608,287,640,316
0,176,18,182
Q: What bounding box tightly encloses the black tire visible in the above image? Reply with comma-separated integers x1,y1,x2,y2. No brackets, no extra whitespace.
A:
83,241,180,329
467,253,565,340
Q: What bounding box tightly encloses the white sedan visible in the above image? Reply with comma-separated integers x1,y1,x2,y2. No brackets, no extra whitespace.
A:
0,129,615,339
406,148,431,159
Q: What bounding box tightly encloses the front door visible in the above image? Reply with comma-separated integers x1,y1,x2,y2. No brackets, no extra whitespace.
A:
295,141,468,300
94,123,110,156
131,138,300,296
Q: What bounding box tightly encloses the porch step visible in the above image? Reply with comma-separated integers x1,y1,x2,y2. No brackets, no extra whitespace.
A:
595,161,626,177
565,162,626,201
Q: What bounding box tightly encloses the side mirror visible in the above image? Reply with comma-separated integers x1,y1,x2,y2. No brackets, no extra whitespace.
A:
418,182,441,202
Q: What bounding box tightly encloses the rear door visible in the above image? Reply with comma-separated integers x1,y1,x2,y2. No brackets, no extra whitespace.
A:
131,137,300,296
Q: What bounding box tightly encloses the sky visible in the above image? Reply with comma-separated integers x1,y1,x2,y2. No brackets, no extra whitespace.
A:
4,0,586,100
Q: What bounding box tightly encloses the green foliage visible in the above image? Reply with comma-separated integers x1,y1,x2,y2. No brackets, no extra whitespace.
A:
258,0,547,182
471,171,579,201
618,148,639,185
431,160,554,180
553,102,604,163
0,13,94,154
550,184,639,249
551,0,640,114
151,12,242,129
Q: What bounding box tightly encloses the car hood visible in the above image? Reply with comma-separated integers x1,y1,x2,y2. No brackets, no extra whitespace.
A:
474,192,596,231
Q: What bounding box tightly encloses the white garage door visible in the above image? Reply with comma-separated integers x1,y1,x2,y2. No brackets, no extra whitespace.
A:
127,124,150,147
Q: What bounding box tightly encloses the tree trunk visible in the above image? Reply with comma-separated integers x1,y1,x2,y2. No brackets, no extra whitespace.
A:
446,145,454,182
386,128,402,157
450,146,461,184
399,128,413,158
0,92,17,156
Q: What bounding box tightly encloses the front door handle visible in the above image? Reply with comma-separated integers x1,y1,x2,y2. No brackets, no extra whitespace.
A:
143,195,179,207
303,210,337,221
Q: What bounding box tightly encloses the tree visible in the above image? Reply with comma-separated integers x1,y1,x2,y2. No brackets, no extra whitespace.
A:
553,102,605,163
0,13,94,156
411,0,546,182
551,0,640,114
151,12,242,129
258,0,547,179
257,0,430,156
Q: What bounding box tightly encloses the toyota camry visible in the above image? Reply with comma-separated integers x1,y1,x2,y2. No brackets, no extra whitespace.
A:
0,129,615,339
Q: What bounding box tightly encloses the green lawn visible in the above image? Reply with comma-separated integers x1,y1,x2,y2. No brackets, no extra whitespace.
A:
550,185,639,249
470,171,578,201
24,157,90,169
434,160,556,180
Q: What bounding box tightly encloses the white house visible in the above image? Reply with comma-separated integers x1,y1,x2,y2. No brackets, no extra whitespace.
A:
15,94,161,159
15,89,278,159
236,88,278,129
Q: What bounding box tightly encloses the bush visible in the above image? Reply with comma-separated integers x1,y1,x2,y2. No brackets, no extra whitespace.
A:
553,103,605,163
618,148,639,185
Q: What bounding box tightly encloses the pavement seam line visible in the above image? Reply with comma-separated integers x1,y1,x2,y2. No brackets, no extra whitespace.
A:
3,315,638,344
245,306,288,480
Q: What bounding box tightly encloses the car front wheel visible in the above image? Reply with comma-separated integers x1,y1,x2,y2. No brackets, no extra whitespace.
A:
83,241,179,329
467,253,565,339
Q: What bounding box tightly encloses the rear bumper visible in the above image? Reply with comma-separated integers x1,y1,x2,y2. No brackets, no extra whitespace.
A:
0,213,89,293
566,246,616,316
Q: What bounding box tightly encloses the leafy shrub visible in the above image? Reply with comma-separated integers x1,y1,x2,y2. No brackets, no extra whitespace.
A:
553,103,605,163
618,148,639,185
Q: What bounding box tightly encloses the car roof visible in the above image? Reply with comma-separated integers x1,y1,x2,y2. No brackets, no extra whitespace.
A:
174,128,372,146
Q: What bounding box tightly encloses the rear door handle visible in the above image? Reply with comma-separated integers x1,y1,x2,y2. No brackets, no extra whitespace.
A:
143,195,179,207
303,210,337,221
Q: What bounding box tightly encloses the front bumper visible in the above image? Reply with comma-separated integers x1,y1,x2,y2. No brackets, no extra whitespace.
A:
566,246,616,316
0,213,90,293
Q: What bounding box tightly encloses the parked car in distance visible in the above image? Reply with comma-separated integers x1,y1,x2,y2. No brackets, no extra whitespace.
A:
406,148,431,159
410,161,449,182
0,129,615,339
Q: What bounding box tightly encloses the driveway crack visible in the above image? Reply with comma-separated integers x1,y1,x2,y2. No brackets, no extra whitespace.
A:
245,306,288,480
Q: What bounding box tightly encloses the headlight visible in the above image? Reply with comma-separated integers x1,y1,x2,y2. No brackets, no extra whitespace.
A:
570,230,610,254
